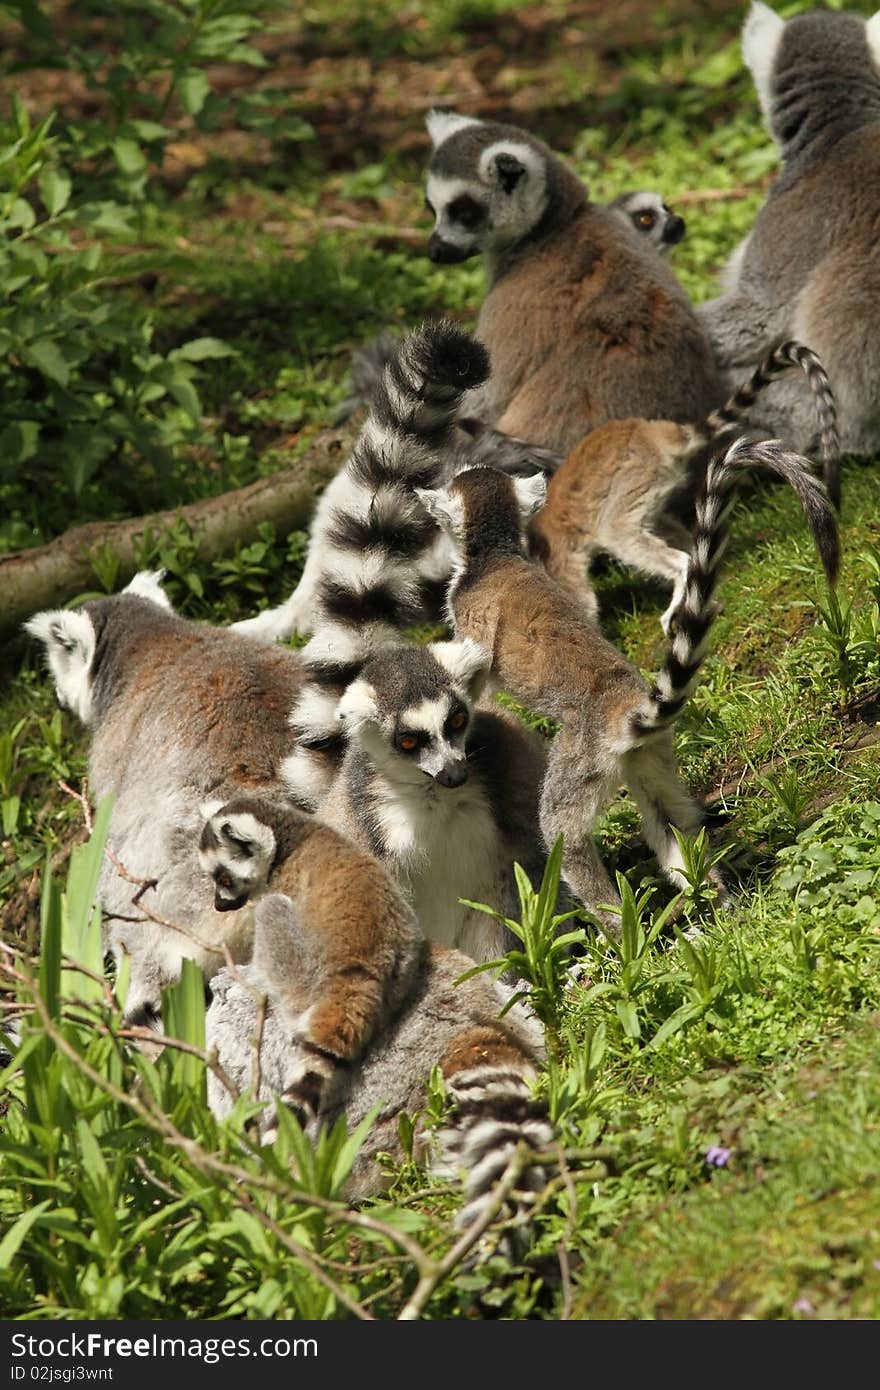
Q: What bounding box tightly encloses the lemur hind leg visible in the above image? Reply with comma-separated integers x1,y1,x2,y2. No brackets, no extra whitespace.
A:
538,727,621,936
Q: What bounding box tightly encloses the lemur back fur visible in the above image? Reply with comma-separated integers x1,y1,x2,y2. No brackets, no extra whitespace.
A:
528,339,840,628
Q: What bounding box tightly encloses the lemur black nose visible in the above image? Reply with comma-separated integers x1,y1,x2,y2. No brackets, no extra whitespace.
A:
427,234,470,264
214,889,248,913
664,214,685,245
435,760,468,789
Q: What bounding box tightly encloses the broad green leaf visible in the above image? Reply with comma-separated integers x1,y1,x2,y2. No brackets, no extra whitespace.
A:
112,137,147,176
24,338,69,386
37,168,71,216
172,337,231,363
179,70,209,116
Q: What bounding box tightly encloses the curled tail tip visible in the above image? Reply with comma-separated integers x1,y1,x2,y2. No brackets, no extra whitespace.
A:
405,319,490,391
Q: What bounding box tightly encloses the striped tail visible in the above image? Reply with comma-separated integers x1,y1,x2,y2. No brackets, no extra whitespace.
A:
704,339,841,509
636,435,840,736
435,1063,555,1263
282,321,489,807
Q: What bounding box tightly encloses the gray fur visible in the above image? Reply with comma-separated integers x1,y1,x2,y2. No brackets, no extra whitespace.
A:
699,2,880,465
424,112,721,452
24,582,306,1024
206,898,551,1235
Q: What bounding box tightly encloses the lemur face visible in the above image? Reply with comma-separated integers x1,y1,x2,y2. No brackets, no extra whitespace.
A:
199,807,275,912
424,111,549,264
336,641,490,790
610,191,685,254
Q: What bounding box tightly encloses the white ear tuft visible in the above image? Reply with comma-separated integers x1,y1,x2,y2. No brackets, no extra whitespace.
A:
742,1,785,126
24,608,97,724
198,798,224,822
430,637,491,699
866,12,880,70
336,679,379,729
512,471,547,519
122,569,171,609
415,485,464,536
426,109,480,147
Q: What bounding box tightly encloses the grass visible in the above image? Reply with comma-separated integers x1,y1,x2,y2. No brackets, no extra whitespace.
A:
1,0,880,1321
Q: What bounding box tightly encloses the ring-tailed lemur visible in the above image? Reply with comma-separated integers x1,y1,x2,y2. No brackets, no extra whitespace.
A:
416,440,839,925
287,638,553,966
230,320,495,649
422,110,721,453
197,790,423,1125
698,1,880,488
526,339,840,630
206,891,555,1260
24,575,308,1025
608,190,685,254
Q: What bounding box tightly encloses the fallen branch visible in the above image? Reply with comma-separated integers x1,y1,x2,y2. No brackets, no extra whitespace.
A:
1,425,355,639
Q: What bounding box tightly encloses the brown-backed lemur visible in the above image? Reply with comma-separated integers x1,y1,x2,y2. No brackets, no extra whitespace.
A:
526,339,839,630
422,110,721,453
416,441,839,925
197,789,423,1126
24,574,308,1026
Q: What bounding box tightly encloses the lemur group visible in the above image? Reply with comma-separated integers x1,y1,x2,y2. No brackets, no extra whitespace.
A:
24,3,879,1261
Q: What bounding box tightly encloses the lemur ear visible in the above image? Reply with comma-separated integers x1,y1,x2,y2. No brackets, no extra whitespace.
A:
414,485,464,534
198,798,225,822
23,608,97,724
336,678,379,728
425,109,480,147
742,1,785,123
492,151,527,194
122,569,171,610
431,637,491,700
512,471,548,519
867,12,880,68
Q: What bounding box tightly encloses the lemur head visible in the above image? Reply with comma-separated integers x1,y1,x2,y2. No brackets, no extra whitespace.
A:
198,800,277,912
742,2,880,140
609,191,685,254
417,467,546,554
424,111,554,264
336,640,490,789
24,572,171,724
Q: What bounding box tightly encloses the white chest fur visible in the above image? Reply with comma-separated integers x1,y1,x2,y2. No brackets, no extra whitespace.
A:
371,776,510,962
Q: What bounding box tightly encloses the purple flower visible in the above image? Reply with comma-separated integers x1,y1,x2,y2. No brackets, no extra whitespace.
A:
705,1145,732,1167
793,1298,814,1315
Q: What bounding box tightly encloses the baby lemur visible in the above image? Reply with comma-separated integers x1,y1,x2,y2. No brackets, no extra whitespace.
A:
197,790,423,1126
527,338,840,630
206,889,554,1258
423,110,721,453
698,2,880,478
24,575,308,1025
417,441,839,924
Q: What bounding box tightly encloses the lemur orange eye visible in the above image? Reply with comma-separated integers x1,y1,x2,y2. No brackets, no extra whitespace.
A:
638,210,655,227
216,870,234,891
448,710,468,732
398,733,419,752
